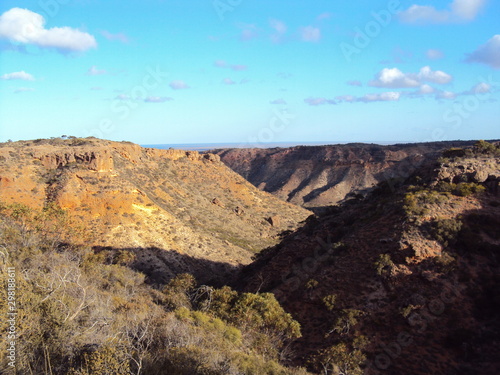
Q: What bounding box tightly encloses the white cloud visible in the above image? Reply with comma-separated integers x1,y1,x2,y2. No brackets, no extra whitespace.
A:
0,8,96,52
436,91,457,100
239,23,258,41
115,94,130,101
304,97,336,106
426,49,444,60
300,26,321,42
214,60,247,71
399,5,450,24
462,82,491,95
335,95,356,103
270,98,287,105
333,92,401,103
1,70,34,81
222,78,236,85
169,80,189,90
144,96,173,103
270,19,287,43
214,60,226,68
14,87,34,93
100,30,129,44
418,84,435,94
471,82,491,94
231,64,247,71
417,66,452,84
465,35,500,69
86,66,106,76
451,0,486,21
359,91,401,103
369,68,420,88
270,19,287,34
317,12,333,20
399,0,486,24
369,66,452,88
347,80,362,87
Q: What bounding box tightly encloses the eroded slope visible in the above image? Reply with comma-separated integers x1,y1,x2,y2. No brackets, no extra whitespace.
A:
0,137,311,283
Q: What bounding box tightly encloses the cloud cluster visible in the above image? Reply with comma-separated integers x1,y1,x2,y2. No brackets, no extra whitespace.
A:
100,30,129,44
222,78,236,85
14,87,35,94
369,66,452,88
399,0,486,24
426,49,445,60
169,80,189,90
300,26,321,42
1,70,34,81
214,60,247,71
144,96,173,103
347,80,362,87
86,66,106,76
465,35,500,69
304,91,402,105
0,8,96,52
304,97,337,106
270,19,287,43
270,98,287,105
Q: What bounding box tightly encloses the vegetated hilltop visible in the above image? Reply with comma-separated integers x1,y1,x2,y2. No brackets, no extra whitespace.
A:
236,141,500,375
212,141,484,209
0,137,310,284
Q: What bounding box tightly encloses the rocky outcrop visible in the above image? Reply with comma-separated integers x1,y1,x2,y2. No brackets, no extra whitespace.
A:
34,150,114,172
213,141,479,207
0,137,310,283
435,157,500,184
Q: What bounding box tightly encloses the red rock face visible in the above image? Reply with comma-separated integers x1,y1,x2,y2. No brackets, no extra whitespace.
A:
34,150,114,172
0,137,311,284
213,141,479,207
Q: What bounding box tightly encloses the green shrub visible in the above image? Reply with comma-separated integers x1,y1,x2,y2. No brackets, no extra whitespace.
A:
330,309,364,336
442,147,466,159
374,254,394,276
431,218,462,247
322,294,337,311
454,182,486,197
309,343,365,375
403,190,449,217
474,140,499,155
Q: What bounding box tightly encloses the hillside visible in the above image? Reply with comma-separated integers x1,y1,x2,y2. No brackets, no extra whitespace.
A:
213,141,483,208
0,137,310,284
236,141,500,374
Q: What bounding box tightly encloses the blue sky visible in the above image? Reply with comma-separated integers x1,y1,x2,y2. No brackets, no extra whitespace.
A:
0,0,499,145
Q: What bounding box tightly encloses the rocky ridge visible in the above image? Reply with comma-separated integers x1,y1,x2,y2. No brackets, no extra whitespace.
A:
0,137,311,284
235,143,500,374
213,141,483,208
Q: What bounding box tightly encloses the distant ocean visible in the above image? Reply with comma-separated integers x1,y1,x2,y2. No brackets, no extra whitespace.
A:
141,141,395,152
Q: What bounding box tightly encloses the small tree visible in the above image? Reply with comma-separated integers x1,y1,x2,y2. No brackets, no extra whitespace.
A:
310,343,365,375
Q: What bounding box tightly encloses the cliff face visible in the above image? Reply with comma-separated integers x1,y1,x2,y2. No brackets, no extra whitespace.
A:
235,147,500,374
213,141,479,208
0,138,310,284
